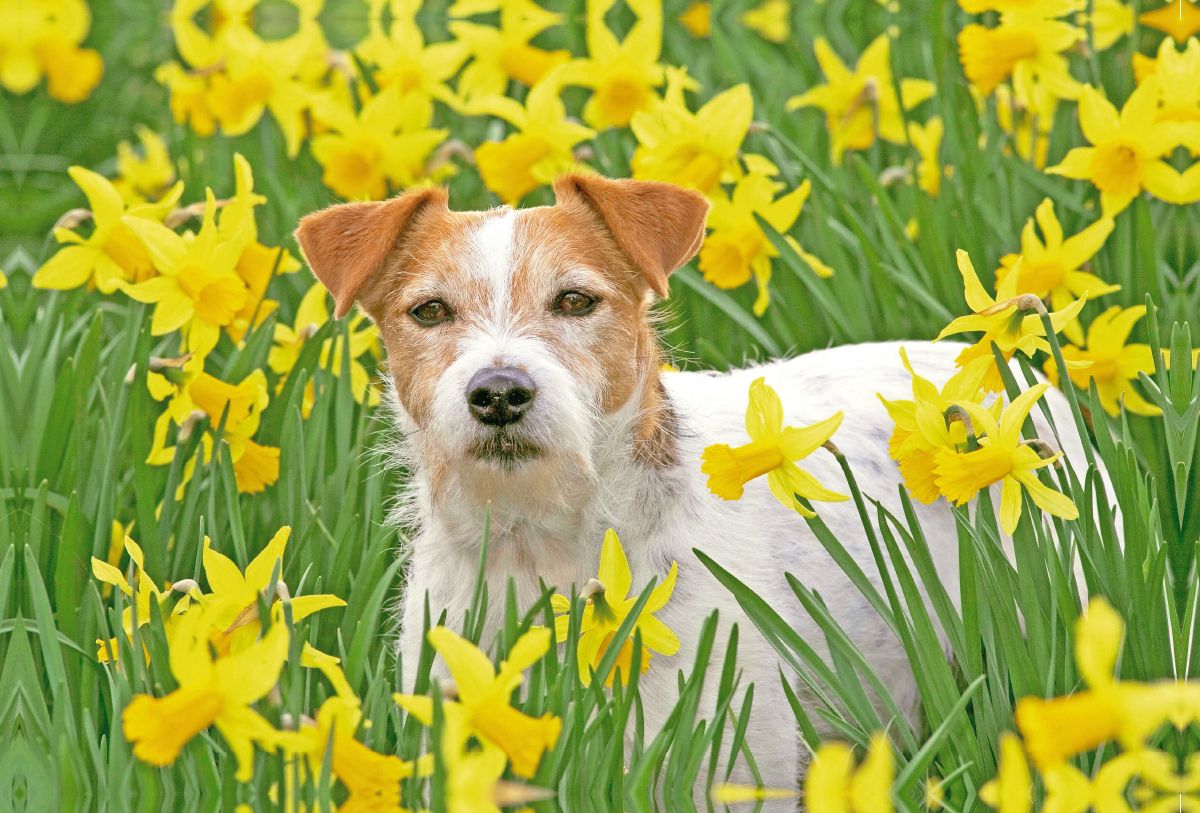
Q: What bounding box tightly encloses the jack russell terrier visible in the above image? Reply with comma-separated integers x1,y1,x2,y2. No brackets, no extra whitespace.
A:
294,174,1098,789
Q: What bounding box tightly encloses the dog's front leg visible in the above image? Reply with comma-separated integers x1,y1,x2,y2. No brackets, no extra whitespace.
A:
396,546,475,692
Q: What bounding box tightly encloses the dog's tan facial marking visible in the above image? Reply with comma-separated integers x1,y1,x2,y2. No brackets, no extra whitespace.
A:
363,208,503,428
509,204,654,418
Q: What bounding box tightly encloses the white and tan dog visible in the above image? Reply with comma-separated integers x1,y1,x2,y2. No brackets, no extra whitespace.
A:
295,175,1095,788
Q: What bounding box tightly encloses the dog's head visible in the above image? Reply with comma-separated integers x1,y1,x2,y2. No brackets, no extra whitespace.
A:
294,175,708,502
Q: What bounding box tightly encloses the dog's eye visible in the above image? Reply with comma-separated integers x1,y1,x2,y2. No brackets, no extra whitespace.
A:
411,299,452,326
553,291,597,315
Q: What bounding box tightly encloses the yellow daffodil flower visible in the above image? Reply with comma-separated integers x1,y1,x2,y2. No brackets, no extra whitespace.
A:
958,4,1083,99
1136,37,1200,136
310,87,451,201
0,0,103,102
550,529,679,687
878,349,996,505
678,1,712,37
630,68,750,196
934,383,1079,533
119,189,250,357
805,732,894,813
1089,0,1135,49
122,604,289,781
1140,0,1200,43
787,35,936,165
702,377,848,515
32,167,183,294
155,61,217,137
449,0,570,99
91,534,198,662
439,692,554,813
559,0,664,130
169,0,328,154
269,282,382,417
218,154,301,343
281,648,433,808
394,626,562,777
978,732,1031,813
698,171,833,315
200,528,345,656
908,116,945,196
994,199,1117,343
1045,305,1159,416
355,0,469,107
113,127,177,207
989,81,1057,169
469,67,596,204
739,0,791,43
937,249,1086,392
1046,78,1197,215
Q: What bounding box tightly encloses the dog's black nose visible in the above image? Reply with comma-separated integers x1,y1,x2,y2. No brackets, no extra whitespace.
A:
467,367,536,427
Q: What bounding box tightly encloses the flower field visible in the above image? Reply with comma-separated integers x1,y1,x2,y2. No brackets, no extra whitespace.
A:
3,0,1200,810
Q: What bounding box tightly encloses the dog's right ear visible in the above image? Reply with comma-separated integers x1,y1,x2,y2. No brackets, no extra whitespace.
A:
293,186,449,319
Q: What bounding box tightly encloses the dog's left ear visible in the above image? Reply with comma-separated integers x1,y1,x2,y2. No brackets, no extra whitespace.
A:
553,174,709,298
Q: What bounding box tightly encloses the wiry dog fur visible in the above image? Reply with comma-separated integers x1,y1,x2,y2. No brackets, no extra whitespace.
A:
295,175,1104,792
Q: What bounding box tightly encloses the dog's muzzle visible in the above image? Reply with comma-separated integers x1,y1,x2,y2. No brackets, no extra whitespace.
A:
466,367,536,427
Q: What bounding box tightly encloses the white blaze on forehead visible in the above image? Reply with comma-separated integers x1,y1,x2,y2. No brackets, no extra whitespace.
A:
463,208,516,325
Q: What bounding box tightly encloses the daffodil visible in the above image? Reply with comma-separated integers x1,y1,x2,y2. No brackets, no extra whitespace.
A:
32,167,183,294
1140,0,1200,43
934,383,1079,533
908,116,945,196
450,0,570,99
679,2,712,37
439,693,552,813
354,0,468,108
218,154,301,343
878,349,996,505
91,534,198,662
630,68,750,196
978,732,1031,813
269,282,382,417
739,0,791,43
1136,37,1200,136
559,0,664,130
155,61,217,137
805,732,894,813
994,199,1117,343
0,0,103,102
200,528,345,656
113,127,177,206
1045,305,1159,416
787,35,936,164
310,87,451,201
394,626,562,777
169,0,329,154
549,529,679,687
469,67,596,204
936,249,1086,392
282,648,432,808
1046,78,1196,214
1015,598,1200,772
1089,0,1134,49
119,189,250,357
702,377,848,515
699,170,832,315
122,604,289,780
957,5,1083,99
991,81,1057,169
147,353,258,456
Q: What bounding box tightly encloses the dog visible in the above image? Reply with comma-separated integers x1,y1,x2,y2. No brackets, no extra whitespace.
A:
294,174,1099,790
